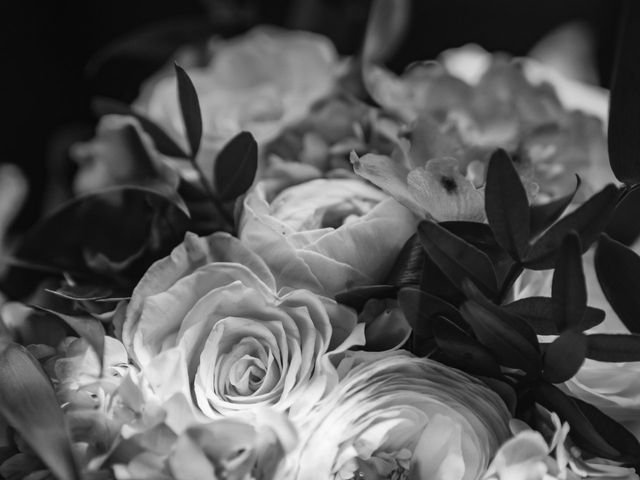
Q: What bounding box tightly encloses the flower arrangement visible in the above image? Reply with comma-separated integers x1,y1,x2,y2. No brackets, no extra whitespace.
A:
1,2,640,480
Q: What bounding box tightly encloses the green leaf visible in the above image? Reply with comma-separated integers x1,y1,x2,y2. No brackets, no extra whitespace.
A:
91,96,188,158
503,297,604,334
586,333,640,362
335,285,396,311
385,234,423,286
460,299,541,374
607,1,640,185
432,316,501,377
541,332,586,383
362,0,411,64
485,149,531,260
551,232,586,331
174,64,203,159
529,175,581,238
397,287,468,338
34,307,106,370
214,131,258,202
524,184,620,270
595,234,640,333
0,343,80,480
534,382,622,460
418,220,498,297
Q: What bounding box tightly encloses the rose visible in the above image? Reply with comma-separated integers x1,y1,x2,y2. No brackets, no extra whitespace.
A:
70,115,179,197
114,412,296,480
135,26,339,177
122,232,365,422
293,350,510,480
238,178,416,297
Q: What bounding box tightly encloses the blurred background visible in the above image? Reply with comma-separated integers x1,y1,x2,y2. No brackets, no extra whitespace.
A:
0,0,622,234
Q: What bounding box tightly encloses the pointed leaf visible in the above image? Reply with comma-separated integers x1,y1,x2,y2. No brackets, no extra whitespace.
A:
397,287,468,338
418,220,498,296
460,300,541,374
541,332,587,383
385,234,423,286
607,0,640,184
534,382,623,460
551,232,586,330
214,131,258,202
91,97,188,158
174,64,203,159
0,343,80,480
503,297,604,334
432,316,501,377
34,307,105,370
529,175,581,238
485,149,531,260
586,333,640,362
362,0,411,64
335,285,396,311
524,184,619,269
595,234,640,333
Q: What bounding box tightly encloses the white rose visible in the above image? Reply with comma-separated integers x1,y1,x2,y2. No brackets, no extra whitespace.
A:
239,178,417,296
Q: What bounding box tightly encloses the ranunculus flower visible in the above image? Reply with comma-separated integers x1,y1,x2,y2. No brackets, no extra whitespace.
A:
293,350,510,480
238,178,417,296
122,232,365,423
114,411,296,480
70,114,179,197
135,26,339,177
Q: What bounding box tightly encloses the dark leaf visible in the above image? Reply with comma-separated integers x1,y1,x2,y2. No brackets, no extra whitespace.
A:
551,232,586,330
534,382,622,460
524,184,620,270
595,234,640,333
460,299,541,374
362,0,411,64
605,184,640,245
174,64,203,159
607,0,640,184
573,397,640,461
34,307,105,370
385,234,423,286
541,332,587,383
529,175,581,238
478,376,517,415
91,97,188,158
214,131,258,201
418,220,498,297
0,344,80,480
335,285,397,311
503,297,604,335
485,149,531,260
419,254,465,305
586,333,640,362
397,287,468,338
432,316,501,377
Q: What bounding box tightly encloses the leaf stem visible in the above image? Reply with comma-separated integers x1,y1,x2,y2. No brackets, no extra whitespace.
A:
190,159,235,229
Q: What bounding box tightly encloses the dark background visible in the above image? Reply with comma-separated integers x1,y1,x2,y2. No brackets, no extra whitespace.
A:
0,0,621,232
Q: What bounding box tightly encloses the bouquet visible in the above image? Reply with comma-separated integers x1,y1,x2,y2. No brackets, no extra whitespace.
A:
1,2,640,479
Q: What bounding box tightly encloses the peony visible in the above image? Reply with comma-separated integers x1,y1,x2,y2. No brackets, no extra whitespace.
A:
135,26,339,176
238,178,416,297
114,411,296,480
122,232,365,424
293,350,510,480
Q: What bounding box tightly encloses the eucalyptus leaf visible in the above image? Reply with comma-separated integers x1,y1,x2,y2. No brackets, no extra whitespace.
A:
607,0,640,185
551,232,586,331
91,96,188,158
174,64,203,159
595,234,640,333
460,300,541,374
485,149,531,260
524,184,619,270
586,334,640,362
214,131,258,201
432,316,501,377
541,332,587,383
34,307,106,370
529,175,581,238
503,297,604,334
0,343,80,480
397,287,468,338
418,220,498,297
385,234,423,286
